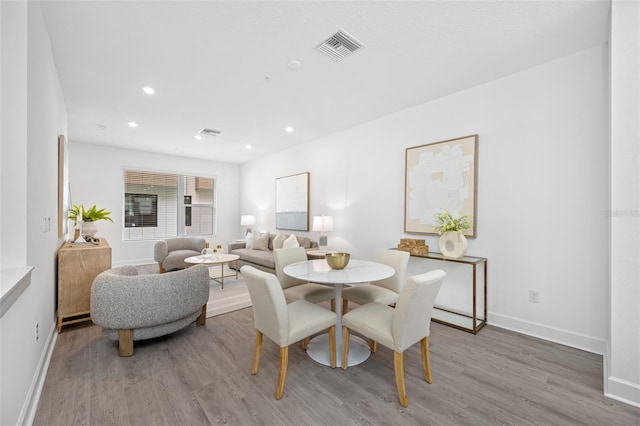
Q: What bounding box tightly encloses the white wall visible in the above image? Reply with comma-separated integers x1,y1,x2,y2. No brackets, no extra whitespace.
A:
1,0,28,269
1,1,68,424
68,144,241,265
608,0,640,407
241,45,609,354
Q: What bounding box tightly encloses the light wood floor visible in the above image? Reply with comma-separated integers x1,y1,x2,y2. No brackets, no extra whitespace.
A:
34,306,640,426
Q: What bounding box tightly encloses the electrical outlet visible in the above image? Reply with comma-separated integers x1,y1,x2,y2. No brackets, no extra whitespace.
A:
35,322,39,342
529,290,540,303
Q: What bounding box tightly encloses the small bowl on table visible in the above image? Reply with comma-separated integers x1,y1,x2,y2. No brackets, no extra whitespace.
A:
325,252,350,270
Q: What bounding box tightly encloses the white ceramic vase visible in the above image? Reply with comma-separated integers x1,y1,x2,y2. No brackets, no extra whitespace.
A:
81,221,98,238
439,231,468,258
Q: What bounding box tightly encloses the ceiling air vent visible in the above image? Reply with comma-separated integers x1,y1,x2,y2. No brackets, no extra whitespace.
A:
316,28,365,61
199,128,222,137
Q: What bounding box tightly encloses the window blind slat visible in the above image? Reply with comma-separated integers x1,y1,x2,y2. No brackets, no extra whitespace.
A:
122,170,215,241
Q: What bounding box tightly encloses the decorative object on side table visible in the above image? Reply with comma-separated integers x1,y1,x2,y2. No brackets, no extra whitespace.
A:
434,210,471,258
201,242,214,259
398,238,428,255
240,215,255,237
325,252,350,269
313,215,333,249
67,204,113,241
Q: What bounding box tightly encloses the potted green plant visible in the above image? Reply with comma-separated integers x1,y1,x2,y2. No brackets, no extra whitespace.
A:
433,210,471,258
68,204,113,239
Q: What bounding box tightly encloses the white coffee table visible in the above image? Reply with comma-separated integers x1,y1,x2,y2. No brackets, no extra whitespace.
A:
184,254,240,289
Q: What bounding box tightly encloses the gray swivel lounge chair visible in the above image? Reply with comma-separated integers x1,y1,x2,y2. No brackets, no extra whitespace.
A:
91,264,210,356
154,237,206,273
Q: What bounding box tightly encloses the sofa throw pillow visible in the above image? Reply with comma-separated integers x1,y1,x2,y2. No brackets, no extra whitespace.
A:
283,233,300,249
273,233,287,250
245,231,254,248
296,236,312,249
252,232,270,251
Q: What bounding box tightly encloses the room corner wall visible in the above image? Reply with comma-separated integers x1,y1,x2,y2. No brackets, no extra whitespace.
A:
607,0,640,408
1,1,69,424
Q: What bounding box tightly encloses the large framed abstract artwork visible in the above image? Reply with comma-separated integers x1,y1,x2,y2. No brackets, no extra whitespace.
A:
405,134,478,237
276,172,309,231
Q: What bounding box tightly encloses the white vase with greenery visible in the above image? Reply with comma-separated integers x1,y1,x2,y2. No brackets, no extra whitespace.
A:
67,204,113,240
434,210,471,258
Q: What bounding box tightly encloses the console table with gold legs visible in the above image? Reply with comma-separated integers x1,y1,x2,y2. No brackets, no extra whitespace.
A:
404,251,487,334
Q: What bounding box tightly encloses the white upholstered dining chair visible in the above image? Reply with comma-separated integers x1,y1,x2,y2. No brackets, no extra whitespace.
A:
341,269,446,407
341,249,410,313
241,265,337,400
274,247,335,309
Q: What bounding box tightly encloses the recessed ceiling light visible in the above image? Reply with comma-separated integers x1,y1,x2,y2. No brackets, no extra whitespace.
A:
285,126,294,133
245,144,252,150
142,86,155,95
128,121,138,128
195,135,202,140
287,60,301,70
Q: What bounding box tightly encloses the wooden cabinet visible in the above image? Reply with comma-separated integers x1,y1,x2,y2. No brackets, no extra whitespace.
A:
57,239,111,332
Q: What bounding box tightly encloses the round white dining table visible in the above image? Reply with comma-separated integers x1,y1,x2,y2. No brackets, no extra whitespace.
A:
283,259,394,368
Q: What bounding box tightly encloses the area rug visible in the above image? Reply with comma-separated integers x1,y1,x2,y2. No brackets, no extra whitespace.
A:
135,264,251,318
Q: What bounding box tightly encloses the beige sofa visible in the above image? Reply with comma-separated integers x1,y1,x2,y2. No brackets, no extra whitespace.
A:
228,233,318,273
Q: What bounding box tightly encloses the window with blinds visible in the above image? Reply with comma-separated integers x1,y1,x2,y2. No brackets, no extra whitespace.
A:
123,170,215,241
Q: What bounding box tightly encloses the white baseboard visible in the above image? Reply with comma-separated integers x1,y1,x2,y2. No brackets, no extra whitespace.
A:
20,321,58,426
488,312,607,355
605,376,640,408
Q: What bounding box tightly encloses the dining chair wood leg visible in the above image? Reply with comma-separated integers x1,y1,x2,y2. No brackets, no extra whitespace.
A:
368,339,377,353
331,299,336,312
328,326,337,368
275,347,288,400
301,337,310,350
394,351,408,407
251,330,263,375
341,326,350,370
342,299,349,314
421,336,433,383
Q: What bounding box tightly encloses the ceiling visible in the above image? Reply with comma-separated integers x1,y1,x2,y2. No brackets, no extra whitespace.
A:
39,0,610,164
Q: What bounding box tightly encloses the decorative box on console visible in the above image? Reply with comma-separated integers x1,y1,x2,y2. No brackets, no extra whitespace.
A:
398,238,428,256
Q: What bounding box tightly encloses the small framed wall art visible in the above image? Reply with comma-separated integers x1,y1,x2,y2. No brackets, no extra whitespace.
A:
405,134,478,237
275,172,309,231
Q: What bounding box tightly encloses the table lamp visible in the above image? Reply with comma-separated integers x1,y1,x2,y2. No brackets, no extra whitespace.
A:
312,215,333,249
241,215,255,236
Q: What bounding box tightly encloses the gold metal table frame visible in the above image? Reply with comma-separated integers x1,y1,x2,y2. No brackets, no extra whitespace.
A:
401,250,487,334
184,254,240,289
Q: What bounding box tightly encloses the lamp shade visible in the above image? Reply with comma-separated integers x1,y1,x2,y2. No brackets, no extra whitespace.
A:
240,215,255,226
312,215,334,232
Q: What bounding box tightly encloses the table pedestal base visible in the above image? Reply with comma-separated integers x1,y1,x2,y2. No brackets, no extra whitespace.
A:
307,333,371,368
